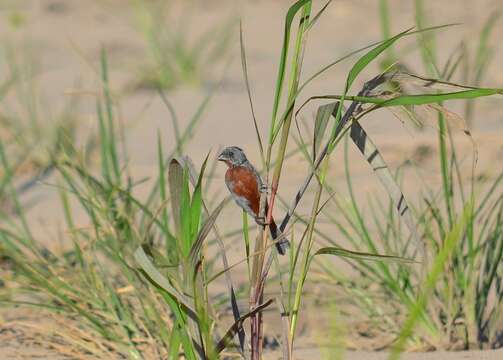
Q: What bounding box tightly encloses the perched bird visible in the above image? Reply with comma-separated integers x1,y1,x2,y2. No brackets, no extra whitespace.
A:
218,146,289,255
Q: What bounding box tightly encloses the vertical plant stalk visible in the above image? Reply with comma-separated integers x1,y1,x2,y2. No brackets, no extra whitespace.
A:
438,115,454,228
250,189,267,360
249,2,312,359
289,156,328,347
414,0,454,228
267,4,311,222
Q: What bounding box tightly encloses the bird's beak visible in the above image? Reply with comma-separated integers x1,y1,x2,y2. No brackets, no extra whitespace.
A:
217,152,227,162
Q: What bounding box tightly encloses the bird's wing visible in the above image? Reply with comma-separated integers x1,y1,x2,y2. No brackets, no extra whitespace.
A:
247,162,264,191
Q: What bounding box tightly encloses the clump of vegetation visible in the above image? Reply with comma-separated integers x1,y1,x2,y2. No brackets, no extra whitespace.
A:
131,0,236,90
1,1,502,359
0,43,86,211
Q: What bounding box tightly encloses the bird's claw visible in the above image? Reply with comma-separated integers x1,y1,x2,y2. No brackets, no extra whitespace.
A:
259,184,269,194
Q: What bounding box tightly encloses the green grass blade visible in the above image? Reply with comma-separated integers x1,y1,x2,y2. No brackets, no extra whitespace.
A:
181,165,192,256
242,209,251,278
311,87,502,108
190,153,209,241
313,102,337,159
100,48,120,182
346,28,413,90
168,158,184,238
270,0,312,134
189,199,226,265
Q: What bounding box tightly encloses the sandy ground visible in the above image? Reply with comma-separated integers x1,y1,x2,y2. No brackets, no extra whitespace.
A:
1,0,503,358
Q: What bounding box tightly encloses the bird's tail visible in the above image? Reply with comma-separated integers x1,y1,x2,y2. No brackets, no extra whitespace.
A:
269,218,289,255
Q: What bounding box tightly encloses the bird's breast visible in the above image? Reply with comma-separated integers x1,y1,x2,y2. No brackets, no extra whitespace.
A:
225,166,260,214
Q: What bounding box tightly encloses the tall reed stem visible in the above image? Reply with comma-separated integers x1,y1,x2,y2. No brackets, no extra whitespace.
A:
249,2,312,358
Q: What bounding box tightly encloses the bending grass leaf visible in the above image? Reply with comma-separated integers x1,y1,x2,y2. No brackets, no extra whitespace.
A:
393,72,480,91
358,88,503,107
317,86,503,110
239,22,265,165
345,28,413,90
306,0,333,33
299,72,503,120
422,103,468,133
350,121,425,260
329,27,414,144
134,246,196,315
215,299,274,354
314,247,415,264
313,102,337,160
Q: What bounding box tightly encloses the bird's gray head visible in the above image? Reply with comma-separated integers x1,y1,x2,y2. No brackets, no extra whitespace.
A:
218,146,247,166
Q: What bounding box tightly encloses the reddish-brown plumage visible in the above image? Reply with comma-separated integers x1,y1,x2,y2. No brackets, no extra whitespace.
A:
225,166,260,215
